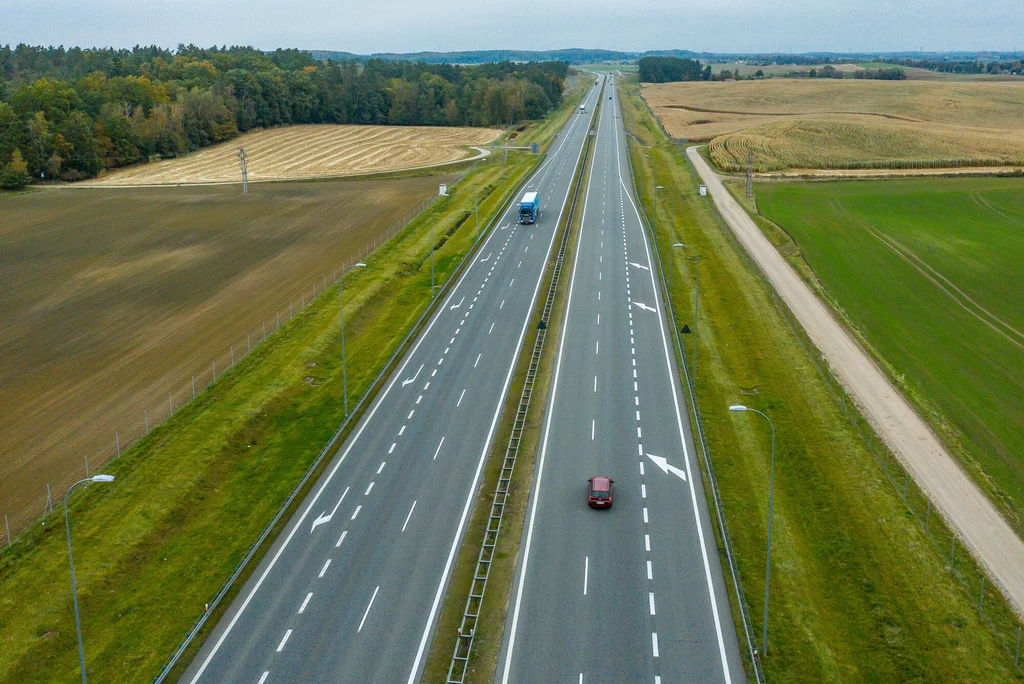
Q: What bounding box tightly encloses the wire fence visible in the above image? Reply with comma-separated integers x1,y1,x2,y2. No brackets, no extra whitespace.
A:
0,167,473,551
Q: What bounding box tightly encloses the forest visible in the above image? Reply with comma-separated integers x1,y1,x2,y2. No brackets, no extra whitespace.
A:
0,44,568,187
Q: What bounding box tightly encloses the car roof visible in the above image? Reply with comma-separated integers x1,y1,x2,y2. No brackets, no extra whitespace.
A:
590,476,612,489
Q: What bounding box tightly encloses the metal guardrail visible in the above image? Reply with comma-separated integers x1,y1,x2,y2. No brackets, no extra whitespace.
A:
623,125,765,683
153,141,550,684
445,89,600,684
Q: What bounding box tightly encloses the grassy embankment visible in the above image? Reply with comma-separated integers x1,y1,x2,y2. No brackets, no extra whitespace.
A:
422,84,599,684
0,91,589,680
641,79,1024,172
620,79,1023,681
745,178,1024,538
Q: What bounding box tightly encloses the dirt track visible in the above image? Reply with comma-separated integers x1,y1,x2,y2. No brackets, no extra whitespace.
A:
687,146,1024,620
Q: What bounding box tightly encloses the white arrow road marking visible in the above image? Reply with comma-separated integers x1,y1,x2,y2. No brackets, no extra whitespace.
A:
402,364,424,388
480,252,492,262
450,297,465,311
646,453,687,481
310,486,351,533
629,261,650,271
633,301,657,313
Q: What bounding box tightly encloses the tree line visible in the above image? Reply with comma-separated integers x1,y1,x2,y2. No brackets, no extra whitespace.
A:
882,57,1024,76
0,44,568,188
638,56,711,83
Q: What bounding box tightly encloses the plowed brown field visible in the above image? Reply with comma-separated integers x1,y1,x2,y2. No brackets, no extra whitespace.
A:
85,124,500,186
0,176,444,532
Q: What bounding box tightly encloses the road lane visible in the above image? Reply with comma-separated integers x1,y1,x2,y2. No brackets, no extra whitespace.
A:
497,79,744,684
182,76,605,684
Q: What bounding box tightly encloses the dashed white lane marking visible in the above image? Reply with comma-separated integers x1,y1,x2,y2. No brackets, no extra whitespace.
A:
598,291,601,300
643,507,649,523
444,347,449,355
365,482,375,496
407,410,415,420
277,629,292,652
475,353,481,368
335,530,347,548
424,381,431,390
652,632,660,657
457,389,466,407
594,376,597,392
350,505,362,520
500,299,505,309
399,425,406,436
489,322,495,334
597,313,600,325
437,357,444,366
583,555,589,595
299,592,313,614
377,462,386,474
402,501,418,532
641,484,647,499
595,341,599,354
258,672,269,684
510,278,515,287
389,443,397,454
647,560,654,580
591,420,595,440
649,592,657,615
645,534,651,551
637,425,642,438
416,395,423,404
433,437,445,460
639,462,645,475
319,559,331,578
358,586,380,633
655,677,662,684
518,261,522,268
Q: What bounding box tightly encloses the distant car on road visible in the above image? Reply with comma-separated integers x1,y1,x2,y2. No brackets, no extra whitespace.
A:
587,476,614,509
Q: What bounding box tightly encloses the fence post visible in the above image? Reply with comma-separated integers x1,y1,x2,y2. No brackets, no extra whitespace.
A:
231,345,234,367
277,311,280,331
5,515,10,549
978,576,985,615
263,322,266,341
46,484,53,513
144,409,150,435
903,473,908,503
116,431,121,458
290,302,293,319
951,537,956,569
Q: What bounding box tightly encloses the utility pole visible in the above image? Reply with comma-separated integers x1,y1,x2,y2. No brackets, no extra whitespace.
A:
746,148,753,199
238,148,249,195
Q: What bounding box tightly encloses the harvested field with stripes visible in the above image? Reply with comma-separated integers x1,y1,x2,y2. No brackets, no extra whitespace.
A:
85,124,501,186
642,79,1024,172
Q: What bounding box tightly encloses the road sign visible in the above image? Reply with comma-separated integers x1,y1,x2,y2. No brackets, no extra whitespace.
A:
681,324,692,334
439,183,448,196
699,184,707,196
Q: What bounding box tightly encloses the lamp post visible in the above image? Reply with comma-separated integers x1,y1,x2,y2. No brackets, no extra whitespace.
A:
341,262,367,415
729,404,776,658
64,474,115,684
673,243,700,387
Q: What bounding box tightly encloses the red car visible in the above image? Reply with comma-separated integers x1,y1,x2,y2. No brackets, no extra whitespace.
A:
587,476,614,509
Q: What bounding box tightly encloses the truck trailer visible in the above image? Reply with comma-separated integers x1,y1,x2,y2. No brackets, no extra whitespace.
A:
519,192,539,224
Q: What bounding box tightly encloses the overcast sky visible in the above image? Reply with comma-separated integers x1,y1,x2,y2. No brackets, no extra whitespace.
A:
2,0,1022,54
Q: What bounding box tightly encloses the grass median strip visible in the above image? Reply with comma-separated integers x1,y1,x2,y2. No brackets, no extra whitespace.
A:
620,78,1023,682
422,86,598,684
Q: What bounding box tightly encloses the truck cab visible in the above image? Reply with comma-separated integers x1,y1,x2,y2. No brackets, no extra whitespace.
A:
519,192,539,224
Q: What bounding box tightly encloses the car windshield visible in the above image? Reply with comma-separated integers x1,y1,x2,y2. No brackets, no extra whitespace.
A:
592,490,609,498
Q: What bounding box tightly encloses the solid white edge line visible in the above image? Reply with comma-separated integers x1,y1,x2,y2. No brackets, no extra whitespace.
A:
407,83,597,684
615,95,733,683
403,500,418,532
500,79,601,684
584,555,589,596
433,437,445,460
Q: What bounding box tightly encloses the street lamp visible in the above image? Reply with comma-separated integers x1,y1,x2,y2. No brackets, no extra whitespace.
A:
65,474,115,684
729,404,776,658
341,262,367,415
673,243,700,387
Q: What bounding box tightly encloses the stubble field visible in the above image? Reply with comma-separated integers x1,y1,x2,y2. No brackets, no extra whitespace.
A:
0,176,444,533
642,79,1024,171
83,124,500,186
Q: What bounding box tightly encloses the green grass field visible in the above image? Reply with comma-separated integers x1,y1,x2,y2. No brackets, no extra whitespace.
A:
620,79,1024,682
754,178,1024,535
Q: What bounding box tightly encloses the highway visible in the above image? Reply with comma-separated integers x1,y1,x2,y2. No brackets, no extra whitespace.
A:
495,79,745,683
182,76,604,684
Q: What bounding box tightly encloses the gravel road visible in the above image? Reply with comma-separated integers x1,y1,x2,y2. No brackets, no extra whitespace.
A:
688,145,1024,620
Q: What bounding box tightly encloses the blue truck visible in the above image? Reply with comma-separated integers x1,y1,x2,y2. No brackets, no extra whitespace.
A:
519,191,539,224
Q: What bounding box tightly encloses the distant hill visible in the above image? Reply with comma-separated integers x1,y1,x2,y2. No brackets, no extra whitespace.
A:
308,48,639,65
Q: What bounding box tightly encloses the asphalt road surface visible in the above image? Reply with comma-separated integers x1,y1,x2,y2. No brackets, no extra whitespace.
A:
495,81,745,683
688,145,1024,621
181,77,605,684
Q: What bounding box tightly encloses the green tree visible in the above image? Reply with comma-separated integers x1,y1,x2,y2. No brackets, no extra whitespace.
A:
1,149,31,189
